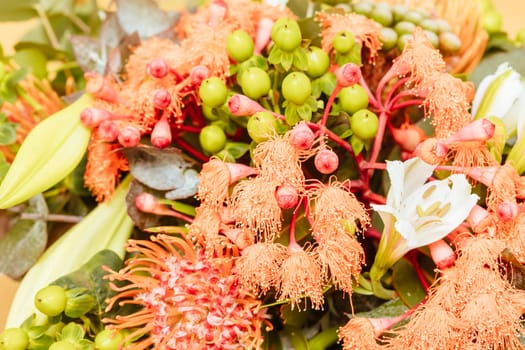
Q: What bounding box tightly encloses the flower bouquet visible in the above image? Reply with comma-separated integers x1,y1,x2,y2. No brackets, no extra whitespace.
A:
0,0,524,349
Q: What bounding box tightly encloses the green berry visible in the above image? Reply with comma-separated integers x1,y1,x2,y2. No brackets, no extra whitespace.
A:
397,33,412,51
95,329,125,350
49,341,76,350
423,30,439,48
350,109,379,140
199,125,227,153
247,111,278,143
370,5,393,27
439,32,462,54
482,10,503,33
394,21,416,35
434,18,452,33
419,19,440,33
282,72,312,105
332,31,356,54
201,104,220,121
0,328,29,350
352,1,373,16
392,4,409,22
240,67,271,100
306,47,330,78
379,27,398,51
271,18,302,52
35,285,67,317
403,10,424,24
227,30,254,62
199,77,228,108
338,84,369,114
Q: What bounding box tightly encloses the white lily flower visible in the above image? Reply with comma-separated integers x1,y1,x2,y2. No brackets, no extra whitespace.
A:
471,62,525,142
369,157,478,285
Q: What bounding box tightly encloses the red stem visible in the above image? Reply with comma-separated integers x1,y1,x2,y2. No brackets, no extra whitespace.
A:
318,85,342,128
367,110,390,166
359,76,380,110
307,122,355,156
384,76,410,107
173,137,209,163
405,251,431,291
389,99,423,112
288,199,302,247
175,124,202,133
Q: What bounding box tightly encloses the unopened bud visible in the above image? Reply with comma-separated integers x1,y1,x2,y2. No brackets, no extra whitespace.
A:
496,201,519,222
254,17,274,54
228,94,265,116
152,89,172,109
390,123,426,152
151,116,172,148
275,185,300,209
97,120,119,142
429,239,456,270
84,72,119,103
117,126,141,147
335,63,362,87
146,58,169,79
190,65,210,86
444,118,495,144
80,107,113,128
315,149,339,174
290,121,315,150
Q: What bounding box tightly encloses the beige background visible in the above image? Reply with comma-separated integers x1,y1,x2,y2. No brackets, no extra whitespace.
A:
0,0,523,331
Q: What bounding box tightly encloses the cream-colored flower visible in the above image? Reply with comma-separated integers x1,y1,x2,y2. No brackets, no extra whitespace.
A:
369,157,478,286
471,62,525,142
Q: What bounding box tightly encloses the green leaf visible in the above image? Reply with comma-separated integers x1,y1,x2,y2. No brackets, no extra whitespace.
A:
0,94,93,209
469,48,525,86
58,323,85,342
281,51,294,71
0,194,48,278
0,1,37,21
116,0,178,38
356,298,408,318
0,153,10,182
268,46,283,66
284,102,301,126
283,327,308,350
40,0,74,16
14,48,48,79
350,135,364,155
224,141,250,159
297,103,312,121
392,259,427,308
122,145,196,191
0,122,18,145
53,250,124,321
292,48,308,71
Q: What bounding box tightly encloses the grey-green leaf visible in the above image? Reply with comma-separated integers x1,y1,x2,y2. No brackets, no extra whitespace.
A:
0,194,48,278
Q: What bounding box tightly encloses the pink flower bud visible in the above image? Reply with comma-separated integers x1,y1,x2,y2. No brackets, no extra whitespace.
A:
97,120,119,142
465,166,499,187
390,123,426,152
80,107,113,128
190,65,210,86
152,89,172,109
146,58,169,79
227,94,265,116
254,17,274,54
290,121,315,150
315,149,339,174
118,126,141,147
443,118,495,144
224,162,258,183
466,204,491,232
335,63,362,87
135,192,160,214
84,72,119,102
275,185,300,209
429,239,456,270
496,201,519,222
208,0,227,27
151,116,172,148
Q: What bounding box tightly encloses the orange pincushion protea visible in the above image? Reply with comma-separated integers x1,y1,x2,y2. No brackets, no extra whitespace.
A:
0,75,63,162
103,234,265,349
